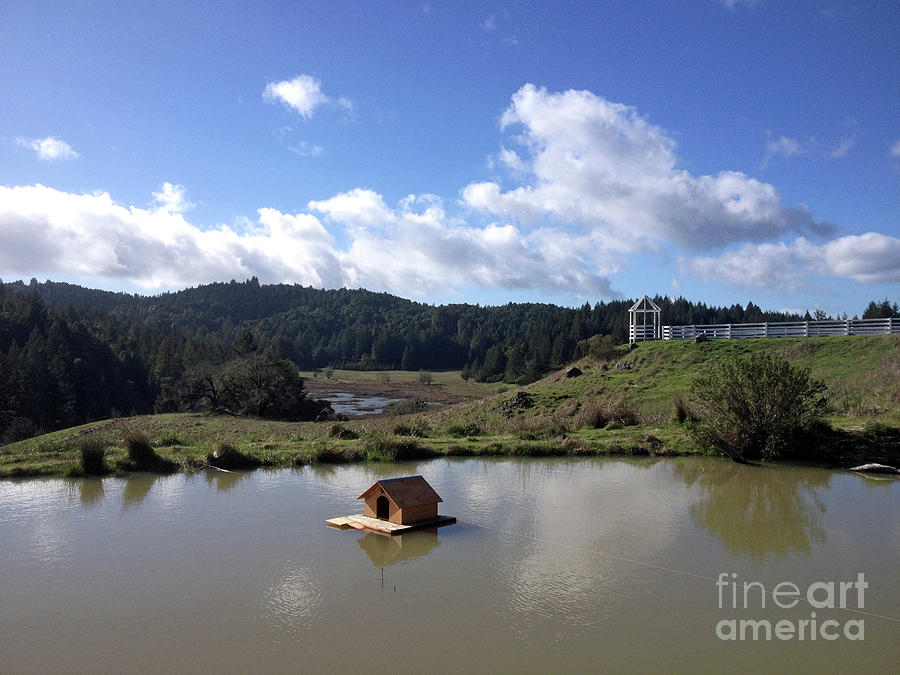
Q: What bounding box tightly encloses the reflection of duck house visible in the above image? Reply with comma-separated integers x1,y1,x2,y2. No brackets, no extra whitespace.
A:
326,475,456,535
357,530,441,567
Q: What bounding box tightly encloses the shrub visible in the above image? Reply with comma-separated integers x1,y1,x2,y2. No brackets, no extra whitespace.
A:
122,429,175,472
385,398,428,416
573,398,638,430
156,432,184,447
328,423,358,440
392,419,432,438
76,437,108,475
574,401,608,429
417,371,433,385
447,422,483,437
124,430,157,465
316,446,357,463
361,434,435,461
514,420,569,441
864,420,893,438
206,442,259,470
673,397,690,424
690,353,828,461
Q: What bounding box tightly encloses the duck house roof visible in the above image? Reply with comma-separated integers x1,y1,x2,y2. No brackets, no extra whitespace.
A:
357,475,442,508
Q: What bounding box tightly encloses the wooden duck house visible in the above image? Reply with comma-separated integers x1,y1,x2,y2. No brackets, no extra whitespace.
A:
327,475,456,535
359,475,442,525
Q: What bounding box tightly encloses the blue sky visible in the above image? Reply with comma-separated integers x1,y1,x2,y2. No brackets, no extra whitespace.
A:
2,0,898,317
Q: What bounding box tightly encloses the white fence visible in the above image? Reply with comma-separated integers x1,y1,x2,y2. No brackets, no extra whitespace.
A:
661,317,898,341
629,324,659,342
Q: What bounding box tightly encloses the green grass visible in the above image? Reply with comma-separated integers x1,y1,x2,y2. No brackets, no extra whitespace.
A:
3,335,897,478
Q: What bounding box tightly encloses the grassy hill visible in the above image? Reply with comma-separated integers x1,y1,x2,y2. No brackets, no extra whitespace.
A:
2,335,897,478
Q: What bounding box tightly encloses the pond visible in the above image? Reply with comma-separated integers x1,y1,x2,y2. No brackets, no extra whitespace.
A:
322,392,404,416
322,392,443,416
1,458,898,672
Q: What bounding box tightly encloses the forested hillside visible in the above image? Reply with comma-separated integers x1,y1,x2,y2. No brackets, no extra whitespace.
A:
4,276,888,444
4,277,810,376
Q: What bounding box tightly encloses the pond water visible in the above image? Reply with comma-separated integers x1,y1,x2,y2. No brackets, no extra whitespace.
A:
1,458,898,673
323,392,403,416
323,392,443,416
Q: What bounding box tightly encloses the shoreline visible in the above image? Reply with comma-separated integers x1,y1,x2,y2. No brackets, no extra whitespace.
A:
2,412,897,480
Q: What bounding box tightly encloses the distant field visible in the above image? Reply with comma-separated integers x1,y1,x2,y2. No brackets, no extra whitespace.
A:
3,335,897,478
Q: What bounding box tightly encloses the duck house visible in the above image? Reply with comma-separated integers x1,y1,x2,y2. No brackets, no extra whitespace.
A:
358,475,442,525
326,475,456,535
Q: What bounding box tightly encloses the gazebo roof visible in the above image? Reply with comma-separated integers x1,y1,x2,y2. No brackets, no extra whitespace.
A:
628,295,661,313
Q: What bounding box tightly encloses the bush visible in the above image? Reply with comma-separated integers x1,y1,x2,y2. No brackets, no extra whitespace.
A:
392,419,432,438
690,353,828,461
315,444,362,463
385,398,428,416
122,429,175,471
361,434,435,461
573,398,638,430
156,432,184,447
76,437,108,475
864,420,893,438
447,422,483,437
673,397,690,424
328,423,358,439
206,442,259,470
124,430,157,465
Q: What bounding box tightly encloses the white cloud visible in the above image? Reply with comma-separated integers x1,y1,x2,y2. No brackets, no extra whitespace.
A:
289,141,323,157
830,134,856,158
308,188,395,228
3,85,892,303
762,133,805,166
152,182,195,213
16,136,80,162
686,233,900,288
720,0,759,8
263,75,329,118
462,84,833,253
0,184,614,298
892,139,900,157
830,118,858,158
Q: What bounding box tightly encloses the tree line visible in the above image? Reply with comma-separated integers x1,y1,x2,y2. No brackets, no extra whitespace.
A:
1,277,894,443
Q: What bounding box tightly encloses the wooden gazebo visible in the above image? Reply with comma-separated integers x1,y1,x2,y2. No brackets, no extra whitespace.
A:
629,295,661,343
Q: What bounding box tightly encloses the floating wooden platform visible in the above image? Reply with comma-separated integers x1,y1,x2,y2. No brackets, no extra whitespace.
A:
326,513,456,536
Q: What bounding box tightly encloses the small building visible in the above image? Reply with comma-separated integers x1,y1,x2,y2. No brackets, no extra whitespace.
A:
358,475,443,525
629,295,662,344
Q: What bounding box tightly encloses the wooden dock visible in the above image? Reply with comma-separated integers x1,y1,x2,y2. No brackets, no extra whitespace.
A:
326,513,456,536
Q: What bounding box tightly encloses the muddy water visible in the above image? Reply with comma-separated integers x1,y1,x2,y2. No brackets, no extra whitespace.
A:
1,458,898,673
323,392,404,415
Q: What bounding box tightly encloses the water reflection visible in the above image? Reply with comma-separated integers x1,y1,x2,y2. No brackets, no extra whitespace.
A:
204,468,249,492
356,529,441,568
324,392,403,416
66,478,105,508
264,565,322,632
122,474,158,506
854,472,900,490
675,461,829,559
